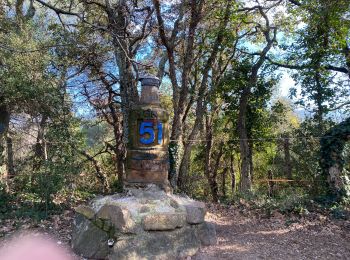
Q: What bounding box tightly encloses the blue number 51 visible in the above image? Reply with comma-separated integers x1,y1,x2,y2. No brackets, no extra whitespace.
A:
140,122,163,145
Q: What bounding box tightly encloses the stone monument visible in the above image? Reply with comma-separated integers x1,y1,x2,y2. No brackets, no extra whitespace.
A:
71,75,217,260
126,75,170,189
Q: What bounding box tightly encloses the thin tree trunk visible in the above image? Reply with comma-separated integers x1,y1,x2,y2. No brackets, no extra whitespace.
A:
237,87,252,192
230,154,236,196
210,146,224,203
105,0,139,148
314,71,324,133
204,115,214,199
249,141,254,183
6,135,14,177
209,175,219,203
203,114,222,203
283,134,292,179
0,104,10,177
268,169,274,197
106,82,125,186
222,167,227,198
33,114,48,170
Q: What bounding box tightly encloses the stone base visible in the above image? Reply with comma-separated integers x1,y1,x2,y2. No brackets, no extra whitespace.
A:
71,185,217,260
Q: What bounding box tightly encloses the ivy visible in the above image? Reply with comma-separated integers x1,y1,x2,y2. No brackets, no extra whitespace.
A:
320,117,350,198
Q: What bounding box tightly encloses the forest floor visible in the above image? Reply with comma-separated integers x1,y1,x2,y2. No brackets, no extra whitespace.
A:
0,203,349,259
195,204,350,259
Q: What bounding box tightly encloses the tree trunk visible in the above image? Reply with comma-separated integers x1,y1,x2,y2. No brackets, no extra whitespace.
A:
210,146,224,203
107,85,125,185
230,154,236,196
209,175,219,203
177,144,190,190
204,115,214,200
283,134,292,179
314,71,325,133
248,141,254,183
236,12,277,192
104,0,139,189
33,114,48,170
237,87,252,192
0,104,10,176
268,170,274,197
203,114,222,203
6,135,14,178
222,167,227,198
106,0,139,146
168,138,183,189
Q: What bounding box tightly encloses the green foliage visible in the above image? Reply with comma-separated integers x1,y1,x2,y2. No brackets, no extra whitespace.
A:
34,118,83,208
286,0,350,121
110,176,124,193
320,118,350,170
320,117,350,198
0,181,12,214
0,21,59,116
230,187,310,217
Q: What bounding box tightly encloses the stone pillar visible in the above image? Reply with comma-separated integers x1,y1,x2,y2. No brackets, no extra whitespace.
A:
126,75,170,188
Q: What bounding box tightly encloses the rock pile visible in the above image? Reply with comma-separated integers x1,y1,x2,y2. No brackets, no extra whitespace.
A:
71,185,217,259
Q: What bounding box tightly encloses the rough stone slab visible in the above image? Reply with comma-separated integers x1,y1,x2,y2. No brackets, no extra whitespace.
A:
74,205,95,220
142,213,186,231
127,184,168,199
71,214,109,259
185,201,206,224
197,222,217,246
111,225,200,260
96,204,136,233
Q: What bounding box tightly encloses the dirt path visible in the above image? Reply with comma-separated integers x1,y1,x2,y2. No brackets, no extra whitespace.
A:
1,205,349,259
195,205,350,260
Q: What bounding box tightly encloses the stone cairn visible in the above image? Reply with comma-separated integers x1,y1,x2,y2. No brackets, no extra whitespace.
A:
71,75,217,260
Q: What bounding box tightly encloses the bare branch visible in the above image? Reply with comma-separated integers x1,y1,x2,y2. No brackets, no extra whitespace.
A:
266,56,349,74
328,101,350,111
34,0,81,17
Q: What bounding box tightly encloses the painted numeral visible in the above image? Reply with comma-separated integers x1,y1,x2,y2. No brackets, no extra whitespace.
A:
139,121,163,145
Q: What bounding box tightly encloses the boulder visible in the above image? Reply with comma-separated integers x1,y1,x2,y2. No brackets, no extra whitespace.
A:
184,201,206,224
74,205,95,220
71,214,109,259
111,226,200,260
197,222,217,246
96,204,136,234
142,213,186,231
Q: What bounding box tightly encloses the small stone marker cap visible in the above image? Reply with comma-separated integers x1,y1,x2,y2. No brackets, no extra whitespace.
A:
139,74,160,87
